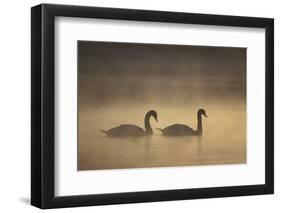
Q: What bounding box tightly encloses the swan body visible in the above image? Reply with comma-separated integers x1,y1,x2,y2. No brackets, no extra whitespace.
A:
157,124,195,136
101,125,145,137
157,109,207,136
100,110,158,137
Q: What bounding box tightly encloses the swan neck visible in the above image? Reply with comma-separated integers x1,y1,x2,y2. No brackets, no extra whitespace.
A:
144,114,153,135
197,112,203,136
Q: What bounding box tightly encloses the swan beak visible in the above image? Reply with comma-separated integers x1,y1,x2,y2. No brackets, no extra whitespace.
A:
204,114,208,118
155,117,158,122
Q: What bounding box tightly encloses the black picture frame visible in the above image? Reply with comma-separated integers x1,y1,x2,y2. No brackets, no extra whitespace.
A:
31,3,274,209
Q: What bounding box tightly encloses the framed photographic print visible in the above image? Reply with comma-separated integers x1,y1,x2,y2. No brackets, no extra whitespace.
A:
31,3,274,209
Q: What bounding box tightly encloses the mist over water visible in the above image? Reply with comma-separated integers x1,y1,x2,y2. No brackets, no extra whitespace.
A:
78,41,246,170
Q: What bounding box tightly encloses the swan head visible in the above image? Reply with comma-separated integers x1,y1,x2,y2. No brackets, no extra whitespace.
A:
147,110,158,122
198,109,207,118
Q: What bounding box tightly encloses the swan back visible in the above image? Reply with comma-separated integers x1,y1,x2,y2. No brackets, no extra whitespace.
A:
160,124,195,136
102,124,145,137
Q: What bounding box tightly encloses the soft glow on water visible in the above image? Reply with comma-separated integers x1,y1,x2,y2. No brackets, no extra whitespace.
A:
77,41,246,170
78,103,246,170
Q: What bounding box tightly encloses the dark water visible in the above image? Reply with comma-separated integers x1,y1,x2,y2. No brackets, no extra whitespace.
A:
78,103,246,170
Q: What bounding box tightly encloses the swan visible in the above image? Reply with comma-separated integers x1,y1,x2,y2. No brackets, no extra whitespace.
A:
100,110,158,137
157,109,207,136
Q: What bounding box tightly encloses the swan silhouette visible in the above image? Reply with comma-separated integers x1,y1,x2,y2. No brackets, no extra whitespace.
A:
100,110,158,137
157,109,207,136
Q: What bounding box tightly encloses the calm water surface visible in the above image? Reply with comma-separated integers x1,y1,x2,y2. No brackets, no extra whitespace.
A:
78,104,246,170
